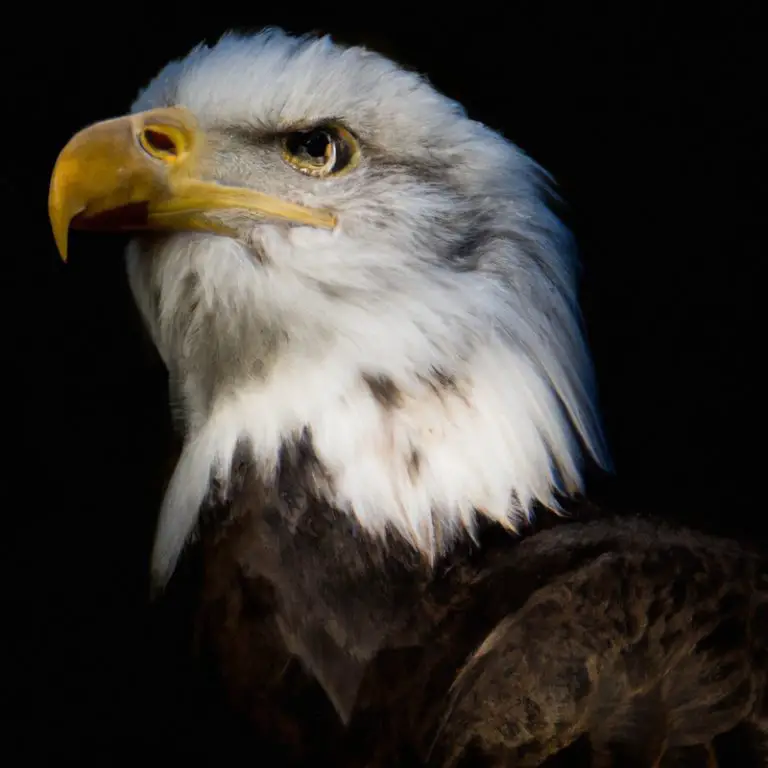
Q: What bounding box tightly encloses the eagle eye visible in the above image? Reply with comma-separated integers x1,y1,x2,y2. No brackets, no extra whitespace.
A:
281,123,359,178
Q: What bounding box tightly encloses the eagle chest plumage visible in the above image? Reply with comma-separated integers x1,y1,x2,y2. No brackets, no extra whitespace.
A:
174,436,497,765
159,448,768,767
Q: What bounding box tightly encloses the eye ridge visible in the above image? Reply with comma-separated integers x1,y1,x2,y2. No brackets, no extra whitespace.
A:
281,123,360,178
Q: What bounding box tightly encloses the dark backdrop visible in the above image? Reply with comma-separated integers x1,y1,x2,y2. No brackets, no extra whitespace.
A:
3,3,763,761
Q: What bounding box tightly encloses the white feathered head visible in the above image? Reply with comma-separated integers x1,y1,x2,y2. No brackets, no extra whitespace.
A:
49,29,610,586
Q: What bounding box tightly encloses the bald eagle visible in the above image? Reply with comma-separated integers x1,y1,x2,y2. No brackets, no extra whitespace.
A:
49,29,766,767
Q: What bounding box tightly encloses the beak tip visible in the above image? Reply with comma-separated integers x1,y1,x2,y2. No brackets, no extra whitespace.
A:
51,220,70,263
49,185,70,263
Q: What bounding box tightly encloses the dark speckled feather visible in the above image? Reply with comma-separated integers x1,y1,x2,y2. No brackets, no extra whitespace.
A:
152,438,767,768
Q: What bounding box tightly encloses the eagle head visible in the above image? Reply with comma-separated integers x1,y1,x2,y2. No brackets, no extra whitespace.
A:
49,29,609,588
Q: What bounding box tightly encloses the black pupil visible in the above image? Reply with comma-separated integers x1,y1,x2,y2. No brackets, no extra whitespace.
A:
287,130,331,163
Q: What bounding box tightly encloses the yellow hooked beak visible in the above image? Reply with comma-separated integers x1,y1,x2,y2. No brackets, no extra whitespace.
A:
48,106,337,261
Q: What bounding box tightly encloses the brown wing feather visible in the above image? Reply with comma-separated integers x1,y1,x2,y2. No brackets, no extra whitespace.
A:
431,526,767,767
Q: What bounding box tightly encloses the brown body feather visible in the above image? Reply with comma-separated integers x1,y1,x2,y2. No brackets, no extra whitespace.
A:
151,442,767,767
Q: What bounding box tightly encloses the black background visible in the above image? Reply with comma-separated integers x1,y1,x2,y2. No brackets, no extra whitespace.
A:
3,2,763,761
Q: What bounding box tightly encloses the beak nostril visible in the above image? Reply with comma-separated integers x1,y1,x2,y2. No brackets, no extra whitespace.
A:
140,127,179,157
